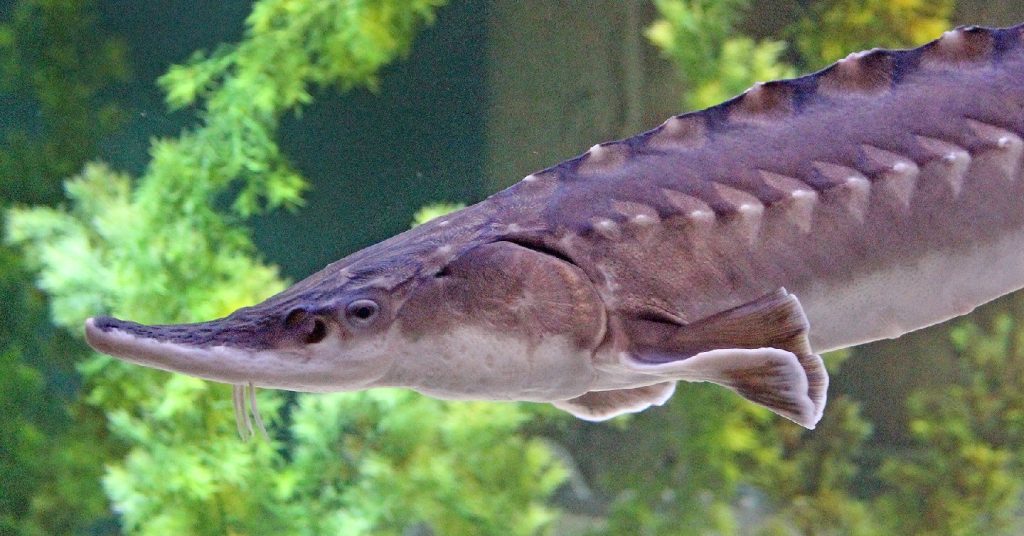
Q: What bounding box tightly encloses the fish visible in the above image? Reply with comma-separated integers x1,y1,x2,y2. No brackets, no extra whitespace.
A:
85,23,1024,432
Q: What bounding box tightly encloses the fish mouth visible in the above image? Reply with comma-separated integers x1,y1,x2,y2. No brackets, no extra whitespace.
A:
84,316,267,385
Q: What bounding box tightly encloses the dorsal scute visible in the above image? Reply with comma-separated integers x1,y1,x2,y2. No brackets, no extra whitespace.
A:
922,25,996,66
547,23,1012,187
731,80,795,123
818,48,895,96
578,142,631,176
647,114,709,150
513,23,1024,238
543,22,1023,175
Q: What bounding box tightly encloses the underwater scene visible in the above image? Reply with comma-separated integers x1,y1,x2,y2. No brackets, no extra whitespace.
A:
4,1,1024,534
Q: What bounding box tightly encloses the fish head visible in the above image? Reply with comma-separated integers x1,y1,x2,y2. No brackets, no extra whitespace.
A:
84,270,413,392
84,213,607,395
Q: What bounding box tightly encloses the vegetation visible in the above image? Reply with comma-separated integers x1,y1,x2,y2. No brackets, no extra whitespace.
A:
876,303,1024,535
6,1,561,534
4,0,1024,534
646,0,796,109
0,1,128,533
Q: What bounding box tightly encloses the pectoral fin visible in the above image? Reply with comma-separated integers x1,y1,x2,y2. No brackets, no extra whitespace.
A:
623,289,828,428
649,348,824,428
552,382,676,421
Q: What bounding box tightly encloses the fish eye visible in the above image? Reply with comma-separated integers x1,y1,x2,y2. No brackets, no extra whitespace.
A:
345,299,380,326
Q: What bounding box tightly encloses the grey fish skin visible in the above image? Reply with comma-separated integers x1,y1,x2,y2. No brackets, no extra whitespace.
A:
85,24,1024,430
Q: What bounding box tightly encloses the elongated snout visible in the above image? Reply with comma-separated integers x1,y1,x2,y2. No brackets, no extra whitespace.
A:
84,308,397,392
85,316,274,384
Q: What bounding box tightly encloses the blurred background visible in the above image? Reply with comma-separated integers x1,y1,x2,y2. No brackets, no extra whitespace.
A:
3,0,1024,534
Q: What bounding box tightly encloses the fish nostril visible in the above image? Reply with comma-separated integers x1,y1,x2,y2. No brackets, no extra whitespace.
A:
305,319,327,344
284,309,327,344
284,308,307,329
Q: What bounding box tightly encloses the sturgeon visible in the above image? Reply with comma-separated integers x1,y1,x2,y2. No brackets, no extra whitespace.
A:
85,24,1024,431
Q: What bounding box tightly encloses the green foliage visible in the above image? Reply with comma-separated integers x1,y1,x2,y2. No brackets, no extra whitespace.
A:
751,397,880,536
281,391,564,535
0,0,128,204
646,0,795,108
8,1,565,534
591,386,768,535
875,303,1024,536
585,351,878,536
412,202,466,226
154,0,447,218
0,251,116,536
0,1,128,533
645,0,750,84
646,0,955,109
791,0,955,69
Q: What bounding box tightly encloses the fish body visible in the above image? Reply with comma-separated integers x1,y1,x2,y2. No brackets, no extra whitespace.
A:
87,24,1024,430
